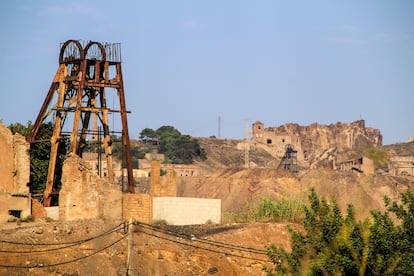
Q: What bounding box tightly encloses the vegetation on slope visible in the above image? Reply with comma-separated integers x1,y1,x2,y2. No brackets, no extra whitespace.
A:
263,188,414,275
229,196,305,223
364,146,389,171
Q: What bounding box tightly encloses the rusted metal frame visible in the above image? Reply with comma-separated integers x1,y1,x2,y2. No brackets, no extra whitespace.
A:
99,80,114,184
85,82,121,89
77,89,96,157
43,65,68,207
29,65,65,143
59,40,84,64
116,63,134,193
90,59,101,142
69,60,88,153
84,41,106,62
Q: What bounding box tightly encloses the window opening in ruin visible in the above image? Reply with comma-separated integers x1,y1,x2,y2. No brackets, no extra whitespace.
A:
8,210,22,218
282,139,285,143
267,139,272,144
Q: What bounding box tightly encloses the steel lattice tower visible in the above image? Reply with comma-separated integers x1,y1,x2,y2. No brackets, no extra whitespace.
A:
29,40,134,206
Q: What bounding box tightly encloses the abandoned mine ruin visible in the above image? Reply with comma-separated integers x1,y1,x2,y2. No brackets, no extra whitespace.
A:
1,40,413,275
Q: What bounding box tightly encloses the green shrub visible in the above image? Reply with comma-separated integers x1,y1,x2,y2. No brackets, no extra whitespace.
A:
239,196,305,223
364,146,388,170
263,189,414,276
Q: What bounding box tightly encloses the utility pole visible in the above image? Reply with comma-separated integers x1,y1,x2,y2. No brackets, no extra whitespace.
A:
126,218,134,275
218,116,221,139
244,119,252,168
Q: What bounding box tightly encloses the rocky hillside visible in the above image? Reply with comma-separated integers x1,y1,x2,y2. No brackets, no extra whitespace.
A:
190,132,414,221
194,138,277,173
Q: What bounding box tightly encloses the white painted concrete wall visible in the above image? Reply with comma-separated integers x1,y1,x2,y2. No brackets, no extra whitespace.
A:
45,206,59,220
153,197,221,225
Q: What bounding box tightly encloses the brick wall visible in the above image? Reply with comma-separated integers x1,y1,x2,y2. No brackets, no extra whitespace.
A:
123,193,152,223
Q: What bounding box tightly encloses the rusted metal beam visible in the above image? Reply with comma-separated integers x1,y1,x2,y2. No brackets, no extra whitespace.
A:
43,67,68,206
28,66,65,143
116,63,134,193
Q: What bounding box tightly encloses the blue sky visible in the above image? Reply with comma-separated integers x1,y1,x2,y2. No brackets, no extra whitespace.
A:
0,1,413,145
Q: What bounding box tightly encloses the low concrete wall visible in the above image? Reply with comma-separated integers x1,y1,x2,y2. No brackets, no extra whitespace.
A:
153,197,221,225
45,206,59,220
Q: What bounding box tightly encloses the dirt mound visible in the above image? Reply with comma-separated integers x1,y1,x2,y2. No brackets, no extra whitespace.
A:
0,219,292,275
178,167,413,220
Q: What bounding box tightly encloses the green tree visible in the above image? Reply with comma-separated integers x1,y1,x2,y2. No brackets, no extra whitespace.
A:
139,126,206,164
9,121,33,137
368,191,414,275
9,121,57,196
8,121,64,200
263,189,414,275
139,127,158,143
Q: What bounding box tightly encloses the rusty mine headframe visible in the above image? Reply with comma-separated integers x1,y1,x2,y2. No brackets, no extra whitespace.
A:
28,40,134,206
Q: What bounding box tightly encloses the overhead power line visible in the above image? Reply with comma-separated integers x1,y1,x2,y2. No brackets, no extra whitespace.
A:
0,235,127,269
137,227,268,262
135,222,269,262
135,221,267,255
0,223,126,254
0,221,131,269
0,221,125,247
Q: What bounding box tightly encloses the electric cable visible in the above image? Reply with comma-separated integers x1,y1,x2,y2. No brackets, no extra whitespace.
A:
0,221,126,247
0,231,127,268
137,222,267,254
135,221,267,255
0,223,126,254
137,227,268,262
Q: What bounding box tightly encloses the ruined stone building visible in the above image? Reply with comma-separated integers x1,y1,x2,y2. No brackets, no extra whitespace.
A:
388,156,414,176
251,120,382,169
0,120,219,224
0,122,31,222
334,156,375,175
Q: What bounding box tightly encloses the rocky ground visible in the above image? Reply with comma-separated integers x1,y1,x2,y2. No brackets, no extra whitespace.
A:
0,219,292,275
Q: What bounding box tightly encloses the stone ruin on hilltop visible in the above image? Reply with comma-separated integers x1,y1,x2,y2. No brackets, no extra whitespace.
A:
250,119,382,172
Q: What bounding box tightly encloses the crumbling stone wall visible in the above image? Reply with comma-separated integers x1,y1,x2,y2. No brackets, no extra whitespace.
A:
389,156,414,176
334,156,374,175
0,121,30,193
150,161,177,197
59,154,123,221
0,122,31,222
